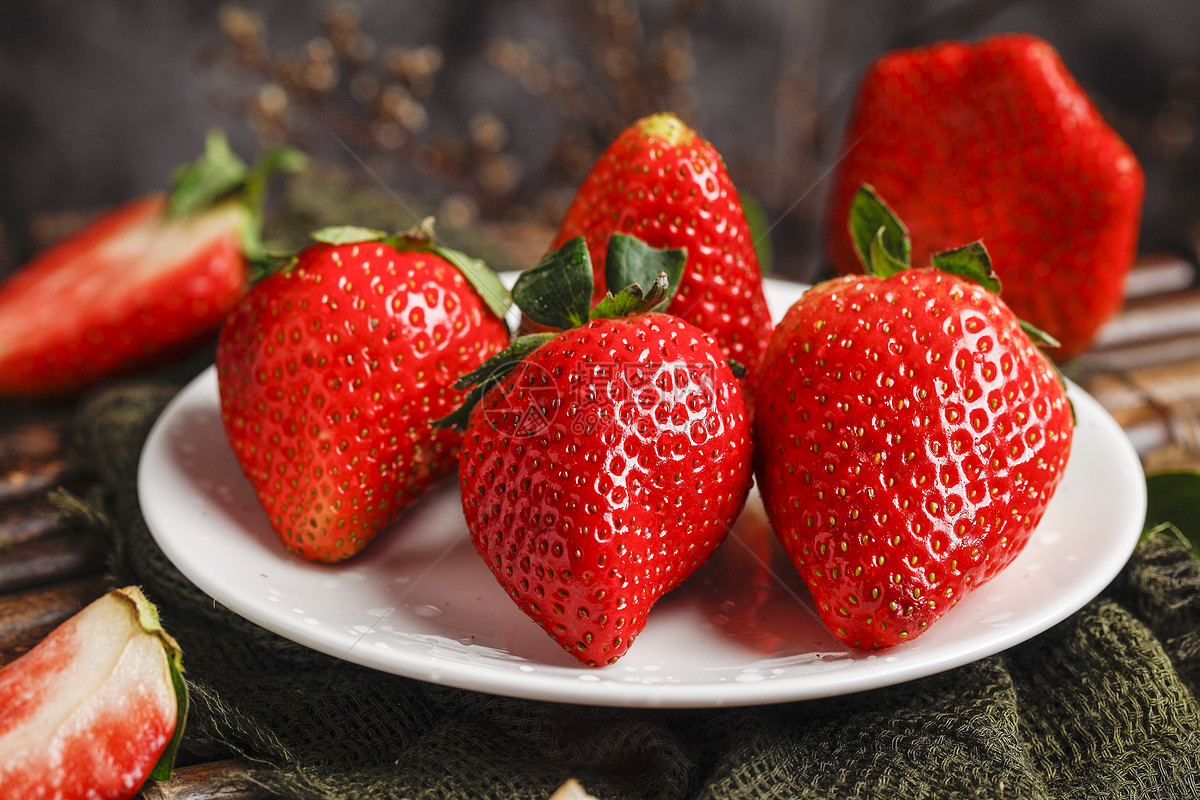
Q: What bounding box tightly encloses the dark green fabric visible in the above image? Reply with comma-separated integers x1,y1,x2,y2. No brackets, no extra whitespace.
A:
72,382,1200,800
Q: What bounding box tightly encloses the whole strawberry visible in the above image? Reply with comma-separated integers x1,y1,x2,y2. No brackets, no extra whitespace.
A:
0,131,303,396
440,235,753,666
549,112,773,374
217,223,510,562
755,187,1074,649
824,33,1143,359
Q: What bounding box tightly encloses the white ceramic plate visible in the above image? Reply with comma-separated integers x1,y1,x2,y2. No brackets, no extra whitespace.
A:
138,277,1146,707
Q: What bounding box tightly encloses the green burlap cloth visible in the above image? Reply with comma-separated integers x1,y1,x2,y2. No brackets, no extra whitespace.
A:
70,382,1200,800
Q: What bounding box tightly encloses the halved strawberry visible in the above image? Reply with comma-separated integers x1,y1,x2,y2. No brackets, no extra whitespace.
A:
0,587,187,799
0,131,304,396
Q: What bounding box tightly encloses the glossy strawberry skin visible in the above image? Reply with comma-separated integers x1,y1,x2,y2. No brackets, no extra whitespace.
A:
551,113,773,374
753,269,1074,649
825,34,1143,359
459,313,753,665
0,195,248,396
217,241,509,562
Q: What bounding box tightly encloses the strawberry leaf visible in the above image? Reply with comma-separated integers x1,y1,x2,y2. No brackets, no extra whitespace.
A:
1144,470,1200,559
435,332,558,431
167,130,249,218
739,189,773,274
449,332,557,392
867,228,910,278
592,273,671,320
150,644,189,781
512,237,595,331
311,226,389,245
604,234,686,311
380,218,512,324
931,241,1001,294
850,184,911,275
1019,319,1062,350
433,246,513,324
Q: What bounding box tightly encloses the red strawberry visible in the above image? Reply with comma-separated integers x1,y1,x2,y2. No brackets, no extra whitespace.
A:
824,33,1143,359
755,187,1074,649
217,223,510,562
440,235,754,665
0,587,187,799
0,131,304,396
548,112,773,374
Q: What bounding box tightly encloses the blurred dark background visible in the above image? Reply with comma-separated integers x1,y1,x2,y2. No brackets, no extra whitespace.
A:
2,0,1199,283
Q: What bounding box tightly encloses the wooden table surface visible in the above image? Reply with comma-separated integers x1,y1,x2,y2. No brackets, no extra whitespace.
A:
2,254,1197,799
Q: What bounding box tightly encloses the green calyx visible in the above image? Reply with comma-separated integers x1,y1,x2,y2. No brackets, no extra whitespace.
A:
300,218,512,324
848,184,1064,349
112,587,188,783
433,331,558,432
433,234,687,432
849,184,1072,416
167,129,307,268
850,184,1001,294
513,234,686,330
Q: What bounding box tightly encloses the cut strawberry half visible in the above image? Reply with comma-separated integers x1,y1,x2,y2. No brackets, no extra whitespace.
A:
0,131,304,396
0,587,187,799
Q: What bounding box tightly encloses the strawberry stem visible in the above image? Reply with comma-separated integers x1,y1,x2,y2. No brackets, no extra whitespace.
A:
592,272,672,319
167,130,251,218
603,234,686,309
168,129,307,276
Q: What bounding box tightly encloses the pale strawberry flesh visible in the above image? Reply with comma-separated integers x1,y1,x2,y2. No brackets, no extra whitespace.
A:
0,590,180,799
